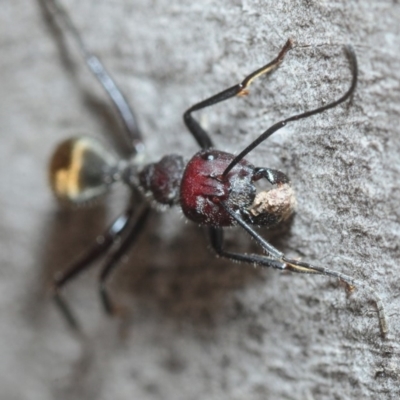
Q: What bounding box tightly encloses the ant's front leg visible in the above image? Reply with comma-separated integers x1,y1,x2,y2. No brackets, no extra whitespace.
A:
183,39,293,149
219,201,388,337
209,227,287,270
281,256,389,337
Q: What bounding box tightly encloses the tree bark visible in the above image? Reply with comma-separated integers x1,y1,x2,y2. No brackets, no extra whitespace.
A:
1,0,400,399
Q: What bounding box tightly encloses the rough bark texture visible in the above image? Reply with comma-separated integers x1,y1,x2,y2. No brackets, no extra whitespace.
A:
1,1,400,399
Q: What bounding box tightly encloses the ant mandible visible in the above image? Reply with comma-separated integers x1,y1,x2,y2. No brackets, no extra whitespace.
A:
46,0,388,336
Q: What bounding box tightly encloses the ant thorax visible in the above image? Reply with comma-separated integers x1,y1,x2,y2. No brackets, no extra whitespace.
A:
137,154,185,206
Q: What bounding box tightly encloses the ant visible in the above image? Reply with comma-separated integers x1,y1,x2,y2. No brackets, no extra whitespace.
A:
46,0,388,337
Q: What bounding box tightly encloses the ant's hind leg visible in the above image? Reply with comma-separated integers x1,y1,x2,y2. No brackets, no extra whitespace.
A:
183,39,293,149
99,205,151,316
52,206,136,330
44,0,144,155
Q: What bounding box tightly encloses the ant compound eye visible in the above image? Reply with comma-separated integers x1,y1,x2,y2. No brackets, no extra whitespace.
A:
201,152,216,161
49,136,118,204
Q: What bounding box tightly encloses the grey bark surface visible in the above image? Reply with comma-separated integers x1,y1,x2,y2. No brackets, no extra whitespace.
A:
1,1,400,399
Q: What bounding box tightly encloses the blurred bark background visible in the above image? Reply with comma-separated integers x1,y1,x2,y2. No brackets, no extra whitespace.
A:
1,1,400,399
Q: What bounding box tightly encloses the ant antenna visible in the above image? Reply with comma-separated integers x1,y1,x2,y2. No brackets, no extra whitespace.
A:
46,0,144,155
223,45,357,176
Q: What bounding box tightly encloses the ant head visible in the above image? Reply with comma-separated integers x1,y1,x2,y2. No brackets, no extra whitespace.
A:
49,136,118,205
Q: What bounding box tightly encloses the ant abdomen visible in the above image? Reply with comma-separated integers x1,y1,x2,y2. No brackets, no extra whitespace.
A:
49,136,118,204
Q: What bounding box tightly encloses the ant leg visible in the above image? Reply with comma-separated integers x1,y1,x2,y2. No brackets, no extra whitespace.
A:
223,45,358,176
99,204,151,315
52,205,136,329
183,39,293,149
209,227,287,270
219,201,388,337
44,0,144,154
281,257,388,337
